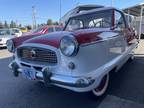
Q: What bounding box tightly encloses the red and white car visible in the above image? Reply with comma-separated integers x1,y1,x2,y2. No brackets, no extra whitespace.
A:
8,7,138,97
6,25,63,51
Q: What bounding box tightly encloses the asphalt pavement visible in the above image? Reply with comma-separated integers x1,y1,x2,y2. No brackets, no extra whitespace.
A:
0,41,144,108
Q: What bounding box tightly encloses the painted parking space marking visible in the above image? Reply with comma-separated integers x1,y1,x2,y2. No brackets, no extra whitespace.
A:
0,49,12,59
98,95,144,108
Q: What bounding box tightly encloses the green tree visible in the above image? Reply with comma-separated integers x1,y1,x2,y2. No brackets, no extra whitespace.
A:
53,21,59,25
18,24,22,28
0,21,4,28
47,19,53,25
4,21,9,28
10,20,16,28
26,25,32,30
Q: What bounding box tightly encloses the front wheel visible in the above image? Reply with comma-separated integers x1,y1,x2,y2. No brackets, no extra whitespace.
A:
128,54,135,62
92,73,109,97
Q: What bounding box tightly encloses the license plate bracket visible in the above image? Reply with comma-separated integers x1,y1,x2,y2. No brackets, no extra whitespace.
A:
22,68,36,80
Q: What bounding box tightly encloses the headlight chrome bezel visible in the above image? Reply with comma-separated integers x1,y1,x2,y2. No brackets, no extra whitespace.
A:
60,35,79,57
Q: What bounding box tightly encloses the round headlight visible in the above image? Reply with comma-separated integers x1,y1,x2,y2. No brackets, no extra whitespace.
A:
60,36,79,57
6,39,15,53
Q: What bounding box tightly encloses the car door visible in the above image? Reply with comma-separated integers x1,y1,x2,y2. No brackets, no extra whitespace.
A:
114,10,127,54
106,10,127,62
115,10,136,48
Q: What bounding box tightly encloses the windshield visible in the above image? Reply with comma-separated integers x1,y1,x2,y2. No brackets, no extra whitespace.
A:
32,27,44,33
64,10,112,31
0,29,11,35
12,29,20,33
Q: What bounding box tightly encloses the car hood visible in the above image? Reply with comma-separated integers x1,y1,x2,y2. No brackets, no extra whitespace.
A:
0,35,15,39
24,28,111,48
13,32,43,48
24,31,70,48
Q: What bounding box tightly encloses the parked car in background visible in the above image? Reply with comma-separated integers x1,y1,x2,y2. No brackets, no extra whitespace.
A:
0,29,19,47
12,28,22,37
6,25,63,52
20,27,28,33
8,7,138,97
60,4,104,26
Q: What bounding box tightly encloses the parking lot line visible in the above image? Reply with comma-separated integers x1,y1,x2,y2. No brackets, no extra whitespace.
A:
98,95,144,108
0,49,12,59
134,40,144,56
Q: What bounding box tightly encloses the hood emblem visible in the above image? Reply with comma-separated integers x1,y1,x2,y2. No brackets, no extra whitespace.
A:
30,49,36,59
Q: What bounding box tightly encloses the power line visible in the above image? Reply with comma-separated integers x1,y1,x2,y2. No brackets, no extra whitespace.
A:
32,6,37,29
59,0,62,23
111,0,114,7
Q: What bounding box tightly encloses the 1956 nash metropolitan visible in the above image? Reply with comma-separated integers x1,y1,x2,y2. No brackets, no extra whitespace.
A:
8,7,138,97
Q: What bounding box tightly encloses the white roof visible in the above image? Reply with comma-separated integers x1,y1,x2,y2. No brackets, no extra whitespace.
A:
70,7,115,18
123,3,144,16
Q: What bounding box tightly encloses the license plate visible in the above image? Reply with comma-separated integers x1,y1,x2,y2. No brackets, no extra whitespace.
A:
22,68,36,80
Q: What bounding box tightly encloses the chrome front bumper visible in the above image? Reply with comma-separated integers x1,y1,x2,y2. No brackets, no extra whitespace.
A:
0,43,6,47
9,61,96,92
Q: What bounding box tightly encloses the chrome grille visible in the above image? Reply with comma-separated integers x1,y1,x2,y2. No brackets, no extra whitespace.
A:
17,47,57,64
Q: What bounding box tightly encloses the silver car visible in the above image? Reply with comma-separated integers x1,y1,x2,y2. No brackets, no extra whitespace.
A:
0,29,17,47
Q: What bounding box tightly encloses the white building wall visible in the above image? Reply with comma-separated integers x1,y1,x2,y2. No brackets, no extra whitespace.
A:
132,17,144,34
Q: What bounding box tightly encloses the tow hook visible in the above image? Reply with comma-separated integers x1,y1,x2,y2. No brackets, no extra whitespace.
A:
42,67,52,87
11,62,19,77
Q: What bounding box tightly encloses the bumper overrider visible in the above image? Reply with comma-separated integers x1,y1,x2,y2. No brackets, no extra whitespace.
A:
9,60,98,92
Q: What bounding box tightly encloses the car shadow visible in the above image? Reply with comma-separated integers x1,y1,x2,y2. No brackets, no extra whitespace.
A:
0,47,6,50
0,57,104,108
0,55,144,108
107,55,144,104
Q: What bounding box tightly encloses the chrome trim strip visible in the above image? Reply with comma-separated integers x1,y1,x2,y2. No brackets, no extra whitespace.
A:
10,63,94,88
80,34,121,47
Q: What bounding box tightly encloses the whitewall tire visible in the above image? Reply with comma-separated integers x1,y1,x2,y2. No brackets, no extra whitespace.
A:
128,54,135,62
92,73,109,97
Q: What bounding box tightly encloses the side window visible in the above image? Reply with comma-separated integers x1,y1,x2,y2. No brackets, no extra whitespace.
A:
66,19,83,31
88,12,112,28
48,27,54,33
115,11,125,29
89,18,111,28
13,29,20,33
55,27,63,31
89,19,103,28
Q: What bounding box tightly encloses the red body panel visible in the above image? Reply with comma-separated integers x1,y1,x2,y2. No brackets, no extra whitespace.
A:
13,33,42,47
24,32,64,48
24,27,136,48
24,29,105,48
12,25,63,48
73,29,102,45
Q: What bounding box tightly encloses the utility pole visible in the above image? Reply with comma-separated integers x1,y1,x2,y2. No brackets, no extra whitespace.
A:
16,20,18,28
76,0,79,6
32,6,36,29
111,0,114,7
59,0,62,24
